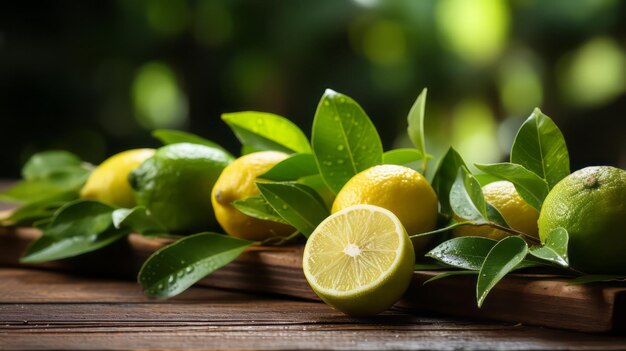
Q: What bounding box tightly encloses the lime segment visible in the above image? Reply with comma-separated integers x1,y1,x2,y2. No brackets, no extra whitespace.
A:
303,204,415,316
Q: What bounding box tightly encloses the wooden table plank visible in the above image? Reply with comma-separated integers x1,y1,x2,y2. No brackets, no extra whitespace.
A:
1,268,626,350
2,228,625,333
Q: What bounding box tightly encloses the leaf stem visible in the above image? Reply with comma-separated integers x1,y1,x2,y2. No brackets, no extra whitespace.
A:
483,222,541,244
258,230,301,246
408,221,473,239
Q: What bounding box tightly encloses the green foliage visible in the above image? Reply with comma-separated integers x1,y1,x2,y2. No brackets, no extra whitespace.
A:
2,192,79,225
476,236,528,307
382,148,429,171
222,111,311,154
431,147,467,215
427,236,498,270
311,89,383,193
529,227,569,267
450,167,488,222
475,162,549,211
256,182,329,237
1,151,90,205
22,151,84,180
1,151,90,226
406,88,428,173
138,233,252,298
231,195,288,224
510,109,570,189
21,201,130,263
259,153,318,181
112,207,169,237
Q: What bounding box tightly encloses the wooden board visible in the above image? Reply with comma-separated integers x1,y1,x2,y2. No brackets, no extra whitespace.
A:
4,268,626,350
1,227,625,333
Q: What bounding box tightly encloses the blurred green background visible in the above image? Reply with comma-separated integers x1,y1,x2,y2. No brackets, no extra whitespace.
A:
1,0,625,177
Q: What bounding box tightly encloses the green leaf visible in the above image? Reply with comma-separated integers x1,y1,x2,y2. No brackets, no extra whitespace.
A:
152,129,232,156
510,108,570,189
222,111,311,154
311,89,383,193
22,150,84,180
382,148,429,171
259,153,318,181
485,203,509,228
423,271,477,285
567,275,626,285
20,200,129,263
406,88,428,173
474,162,549,211
529,227,569,267
0,181,77,204
450,167,488,222
138,233,253,298
427,236,498,270
1,151,89,205
476,236,528,307
256,182,329,237
431,147,467,215
1,192,76,225
112,207,168,236
231,195,288,225
297,174,335,209
474,173,501,186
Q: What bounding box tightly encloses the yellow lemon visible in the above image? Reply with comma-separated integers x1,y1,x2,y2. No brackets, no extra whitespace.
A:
332,165,438,254
212,151,295,241
80,149,155,208
452,180,539,240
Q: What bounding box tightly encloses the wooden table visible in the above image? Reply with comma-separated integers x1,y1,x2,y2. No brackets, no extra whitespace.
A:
1,267,626,350
2,181,626,349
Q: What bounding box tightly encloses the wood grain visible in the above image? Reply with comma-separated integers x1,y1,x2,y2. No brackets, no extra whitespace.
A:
2,268,626,350
1,227,625,333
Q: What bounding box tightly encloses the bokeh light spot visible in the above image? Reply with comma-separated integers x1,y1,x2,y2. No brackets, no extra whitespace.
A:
436,0,510,65
451,99,501,170
558,37,626,107
132,62,188,129
362,20,407,66
498,53,543,116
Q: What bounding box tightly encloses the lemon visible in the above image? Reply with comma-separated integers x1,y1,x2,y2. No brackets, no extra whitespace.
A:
212,151,295,241
80,148,155,208
332,165,438,254
303,204,415,316
453,181,539,240
130,143,233,232
539,166,626,274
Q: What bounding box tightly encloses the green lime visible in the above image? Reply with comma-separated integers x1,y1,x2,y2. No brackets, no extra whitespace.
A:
130,143,233,232
538,166,626,274
303,204,415,316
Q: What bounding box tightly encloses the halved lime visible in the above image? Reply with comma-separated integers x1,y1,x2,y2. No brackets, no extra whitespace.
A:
303,204,415,316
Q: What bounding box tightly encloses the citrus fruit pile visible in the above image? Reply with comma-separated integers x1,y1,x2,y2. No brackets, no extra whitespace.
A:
3,88,625,316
